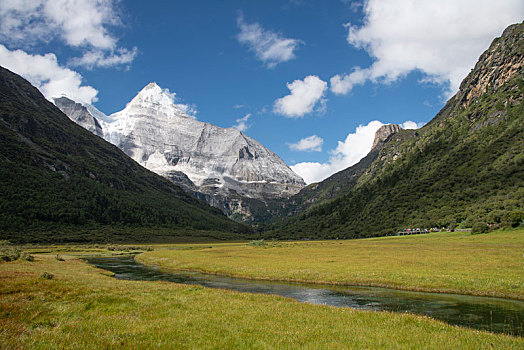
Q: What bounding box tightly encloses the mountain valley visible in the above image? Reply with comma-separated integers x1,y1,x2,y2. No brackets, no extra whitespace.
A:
1,23,522,242
1,4,524,348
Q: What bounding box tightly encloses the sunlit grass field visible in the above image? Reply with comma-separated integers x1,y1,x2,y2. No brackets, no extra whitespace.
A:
138,229,524,299
1,253,523,349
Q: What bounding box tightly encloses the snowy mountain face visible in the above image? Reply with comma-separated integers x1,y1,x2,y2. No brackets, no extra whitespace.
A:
54,83,305,220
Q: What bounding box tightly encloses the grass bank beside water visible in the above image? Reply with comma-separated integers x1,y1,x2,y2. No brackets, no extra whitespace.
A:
137,229,524,300
1,253,523,349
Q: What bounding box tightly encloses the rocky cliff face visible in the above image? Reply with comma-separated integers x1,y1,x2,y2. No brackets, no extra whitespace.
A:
371,124,402,150
456,23,523,110
53,97,104,137
54,83,305,220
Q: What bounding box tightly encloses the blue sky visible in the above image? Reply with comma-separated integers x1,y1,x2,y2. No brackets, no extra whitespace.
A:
1,1,522,183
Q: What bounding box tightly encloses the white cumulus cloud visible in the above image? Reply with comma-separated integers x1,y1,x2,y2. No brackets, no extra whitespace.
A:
174,103,198,118
0,44,98,103
237,14,302,68
69,47,138,69
0,0,136,69
331,0,524,96
274,75,327,118
159,87,198,118
291,119,424,184
330,67,369,95
232,113,252,132
401,121,425,130
288,135,324,152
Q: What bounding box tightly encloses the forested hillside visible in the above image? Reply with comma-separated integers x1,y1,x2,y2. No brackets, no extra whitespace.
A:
267,23,524,239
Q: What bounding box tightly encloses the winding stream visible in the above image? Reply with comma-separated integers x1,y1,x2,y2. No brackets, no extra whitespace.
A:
86,255,524,336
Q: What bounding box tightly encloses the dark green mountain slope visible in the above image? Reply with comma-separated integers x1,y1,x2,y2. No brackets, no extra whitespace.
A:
267,22,523,239
268,125,414,221
0,67,249,243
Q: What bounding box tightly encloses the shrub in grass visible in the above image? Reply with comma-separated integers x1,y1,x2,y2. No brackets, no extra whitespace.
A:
248,239,265,247
107,245,154,252
471,222,489,234
20,252,35,262
41,272,54,280
0,247,20,262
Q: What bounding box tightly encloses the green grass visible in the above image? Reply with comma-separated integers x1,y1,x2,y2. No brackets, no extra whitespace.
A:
137,229,524,300
1,253,523,349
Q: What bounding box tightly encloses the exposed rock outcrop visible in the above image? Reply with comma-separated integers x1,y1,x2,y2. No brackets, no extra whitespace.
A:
371,124,402,150
456,23,523,110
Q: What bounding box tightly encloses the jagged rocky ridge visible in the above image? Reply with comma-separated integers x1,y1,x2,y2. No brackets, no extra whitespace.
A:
54,84,305,221
265,22,524,239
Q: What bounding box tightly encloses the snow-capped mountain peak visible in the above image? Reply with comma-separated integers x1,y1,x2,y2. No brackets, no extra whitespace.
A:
54,83,305,220
122,82,189,120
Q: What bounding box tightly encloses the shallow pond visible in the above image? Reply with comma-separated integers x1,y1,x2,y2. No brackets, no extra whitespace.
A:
86,255,524,336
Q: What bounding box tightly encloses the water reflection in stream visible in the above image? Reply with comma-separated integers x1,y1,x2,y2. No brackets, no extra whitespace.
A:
86,255,524,336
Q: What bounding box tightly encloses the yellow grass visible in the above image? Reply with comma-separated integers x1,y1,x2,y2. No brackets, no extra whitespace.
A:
1,254,523,349
137,229,524,299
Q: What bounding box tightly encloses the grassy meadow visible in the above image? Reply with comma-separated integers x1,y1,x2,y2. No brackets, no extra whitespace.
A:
1,252,523,349
137,229,524,300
